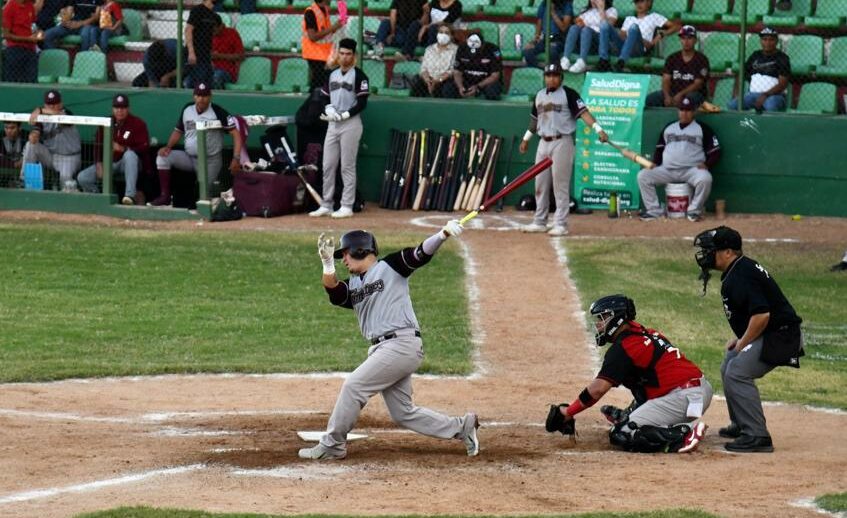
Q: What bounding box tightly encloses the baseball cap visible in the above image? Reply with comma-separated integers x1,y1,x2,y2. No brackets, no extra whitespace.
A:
44,89,62,105
679,25,697,37
678,94,699,111
709,226,742,250
193,82,212,96
112,94,129,108
544,62,563,75
760,26,778,37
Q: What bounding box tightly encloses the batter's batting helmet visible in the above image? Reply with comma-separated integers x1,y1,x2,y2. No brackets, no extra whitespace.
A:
589,294,636,346
334,230,378,260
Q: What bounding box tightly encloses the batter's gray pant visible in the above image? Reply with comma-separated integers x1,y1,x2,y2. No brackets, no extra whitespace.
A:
532,136,574,228
156,150,223,187
21,142,81,187
637,165,712,218
78,150,140,197
627,376,714,432
319,332,466,455
320,115,363,211
721,337,775,438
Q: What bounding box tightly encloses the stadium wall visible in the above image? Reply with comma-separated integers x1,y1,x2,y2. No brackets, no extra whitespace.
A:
1,85,845,217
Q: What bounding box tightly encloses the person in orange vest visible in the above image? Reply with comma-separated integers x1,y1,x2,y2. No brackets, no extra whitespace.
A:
302,0,346,90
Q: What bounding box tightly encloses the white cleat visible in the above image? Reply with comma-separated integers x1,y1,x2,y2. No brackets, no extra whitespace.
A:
569,59,587,74
298,444,347,460
309,206,332,217
521,223,547,233
547,225,569,236
330,207,354,218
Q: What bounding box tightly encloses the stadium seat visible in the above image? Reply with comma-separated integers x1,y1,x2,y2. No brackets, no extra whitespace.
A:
563,72,584,92
648,74,662,93
261,57,310,93
762,0,812,27
804,0,847,29
38,49,70,83
260,15,301,52
681,0,729,23
658,33,683,58
58,50,107,84
257,0,289,8
236,13,269,47
711,77,734,106
786,35,823,75
791,82,837,114
346,16,381,47
108,8,143,48
292,0,312,8
501,23,535,60
521,0,538,17
817,37,847,78
703,32,739,72
652,0,688,19
366,0,392,13
380,61,420,97
504,66,542,103
225,56,271,91
615,1,636,19
484,0,523,16
464,0,493,15
218,12,232,27
467,21,500,47
721,0,769,25
362,59,386,93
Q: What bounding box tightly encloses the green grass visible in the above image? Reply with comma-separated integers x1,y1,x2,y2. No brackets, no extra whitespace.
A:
0,223,471,382
76,508,721,518
816,492,847,512
564,238,847,410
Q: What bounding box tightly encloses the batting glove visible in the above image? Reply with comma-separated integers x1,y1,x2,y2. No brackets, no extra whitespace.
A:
442,219,463,238
318,233,336,274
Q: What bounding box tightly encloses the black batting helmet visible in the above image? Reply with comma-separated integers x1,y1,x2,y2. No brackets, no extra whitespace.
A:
334,230,378,260
589,294,636,346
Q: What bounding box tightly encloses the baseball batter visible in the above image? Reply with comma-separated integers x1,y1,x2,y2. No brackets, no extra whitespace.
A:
519,62,608,237
299,220,480,460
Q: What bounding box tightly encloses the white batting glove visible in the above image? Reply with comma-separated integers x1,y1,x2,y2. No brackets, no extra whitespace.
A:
324,104,338,117
340,111,350,121
441,219,464,238
318,233,336,274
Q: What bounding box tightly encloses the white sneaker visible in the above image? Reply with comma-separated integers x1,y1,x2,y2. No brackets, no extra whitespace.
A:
559,56,571,70
298,444,347,460
569,59,587,74
121,195,133,206
309,206,331,217
331,207,354,219
548,225,569,236
521,223,547,233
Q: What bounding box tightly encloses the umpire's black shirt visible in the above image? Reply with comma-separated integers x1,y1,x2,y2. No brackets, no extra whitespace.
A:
455,42,502,88
721,255,801,338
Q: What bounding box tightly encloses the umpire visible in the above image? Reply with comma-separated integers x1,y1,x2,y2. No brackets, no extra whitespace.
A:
694,226,804,453
519,62,608,236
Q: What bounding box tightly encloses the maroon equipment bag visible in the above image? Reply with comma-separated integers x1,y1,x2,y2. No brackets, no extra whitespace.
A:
233,171,312,218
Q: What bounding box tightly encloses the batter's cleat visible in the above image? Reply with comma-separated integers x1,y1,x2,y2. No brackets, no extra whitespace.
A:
331,207,354,219
718,422,741,439
462,413,480,457
547,225,569,236
298,444,347,460
724,435,774,453
309,206,331,217
678,422,708,453
521,223,547,233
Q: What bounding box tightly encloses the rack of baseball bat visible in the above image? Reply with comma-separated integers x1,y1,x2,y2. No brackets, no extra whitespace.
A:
379,128,504,212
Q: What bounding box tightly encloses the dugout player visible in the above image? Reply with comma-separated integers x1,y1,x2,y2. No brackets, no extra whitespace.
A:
150,83,242,206
308,38,368,219
548,294,713,453
694,226,803,453
22,89,81,191
518,62,608,237
299,221,480,460
442,31,503,100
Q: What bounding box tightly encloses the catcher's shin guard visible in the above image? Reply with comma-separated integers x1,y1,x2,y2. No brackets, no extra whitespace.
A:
610,423,692,453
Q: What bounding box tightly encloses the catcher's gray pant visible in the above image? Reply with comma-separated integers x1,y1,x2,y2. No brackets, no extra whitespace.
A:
156,150,223,187
78,150,140,197
319,332,465,455
21,142,80,186
637,165,712,217
626,376,713,433
532,136,574,228
721,337,774,437
320,115,363,211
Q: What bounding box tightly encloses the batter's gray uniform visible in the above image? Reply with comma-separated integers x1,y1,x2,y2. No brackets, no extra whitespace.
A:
318,66,369,211
527,86,586,229
638,119,720,218
156,102,234,186
22,108,82,189
319,234,473,456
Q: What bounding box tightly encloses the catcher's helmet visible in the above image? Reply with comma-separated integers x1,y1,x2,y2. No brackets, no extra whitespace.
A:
334,230,378,260
589,294,636,346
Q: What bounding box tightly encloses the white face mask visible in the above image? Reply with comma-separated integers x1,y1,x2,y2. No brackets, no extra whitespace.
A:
467,35,481,49
436,33,451,46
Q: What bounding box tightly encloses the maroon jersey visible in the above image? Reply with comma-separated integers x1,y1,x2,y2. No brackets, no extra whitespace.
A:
663,50,710,98
597,321,703,400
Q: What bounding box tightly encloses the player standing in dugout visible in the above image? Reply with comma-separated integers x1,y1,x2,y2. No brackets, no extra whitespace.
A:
519,62,608,237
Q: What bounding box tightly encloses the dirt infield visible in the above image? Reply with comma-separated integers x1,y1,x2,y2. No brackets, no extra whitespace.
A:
1,209,845,518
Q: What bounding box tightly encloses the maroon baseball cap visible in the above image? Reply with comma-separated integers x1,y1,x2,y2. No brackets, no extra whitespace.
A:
193,82,212,96
679,25,697,38
44,89,62,104
113,94,129,108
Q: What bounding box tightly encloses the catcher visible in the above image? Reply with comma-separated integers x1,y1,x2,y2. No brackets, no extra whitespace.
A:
546,294,713,453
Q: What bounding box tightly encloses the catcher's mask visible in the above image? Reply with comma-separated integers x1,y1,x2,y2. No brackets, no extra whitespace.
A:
693,226,742,295
589,294,636,347
334,230,378,260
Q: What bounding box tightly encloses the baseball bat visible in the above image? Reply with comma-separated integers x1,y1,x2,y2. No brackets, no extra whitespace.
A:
295,167,322,206
606,141,655,169
459,156,553,224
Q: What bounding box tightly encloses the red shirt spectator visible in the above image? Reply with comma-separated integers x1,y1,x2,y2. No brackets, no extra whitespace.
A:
100,0,123,29
3,0,38,51
212,26,244,81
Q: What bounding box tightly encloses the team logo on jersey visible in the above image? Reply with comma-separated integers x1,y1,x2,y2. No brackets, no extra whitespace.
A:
350,279,384,305
361,79,369,91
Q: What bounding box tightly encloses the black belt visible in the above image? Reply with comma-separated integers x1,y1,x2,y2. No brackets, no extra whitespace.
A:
371,330,421,345
541,135,563,142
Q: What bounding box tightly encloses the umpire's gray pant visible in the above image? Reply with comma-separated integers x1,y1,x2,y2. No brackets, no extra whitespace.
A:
21,142,80,186
637,165,712,218
320,115,363,210
721,337,775,438
627,376,714,432
78,150,140,196
156,150,223,187
532,136,574,229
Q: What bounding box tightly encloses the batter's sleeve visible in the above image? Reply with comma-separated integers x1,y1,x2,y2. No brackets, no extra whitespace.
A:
700,121,721,168
325,280,354,309
383,245,433,278
564,86,587,118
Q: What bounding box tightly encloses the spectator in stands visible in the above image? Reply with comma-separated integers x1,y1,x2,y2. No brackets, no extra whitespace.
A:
78,94,150,205
443,31,502,100
185,0,219,88
302,0,346,89
645,25,709,107
728,27,790,113
418,0,462,46
523,0,573,69
36,0,63,31
80,0,123,52
637,94,720,223
411,23,457,97
599,0,676,72
211,17,244,90
1,122,27,174
150,83,242,206
2,0,43,83
21,89,82,191
42,0,102,49
132,39,186,88
374,0,428,60
561,0,618,73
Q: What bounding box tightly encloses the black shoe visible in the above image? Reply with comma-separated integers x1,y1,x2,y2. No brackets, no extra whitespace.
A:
718,423,741,438
596,59,611,72
725,435,774,453
613,59,625,72
830,261,847,272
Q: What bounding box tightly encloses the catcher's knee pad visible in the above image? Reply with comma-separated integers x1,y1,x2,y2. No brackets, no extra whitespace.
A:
614,424,691,453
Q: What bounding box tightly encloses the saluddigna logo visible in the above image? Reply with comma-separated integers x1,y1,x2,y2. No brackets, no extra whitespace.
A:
589,78,642,91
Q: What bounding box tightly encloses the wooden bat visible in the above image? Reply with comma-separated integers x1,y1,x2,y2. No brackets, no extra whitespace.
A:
606,141,655,169
459,156,553,224
294,166,322,206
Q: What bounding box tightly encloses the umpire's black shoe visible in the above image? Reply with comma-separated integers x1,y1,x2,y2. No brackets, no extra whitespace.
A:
718,422,741,438
725,435,774,453
830,261,847,272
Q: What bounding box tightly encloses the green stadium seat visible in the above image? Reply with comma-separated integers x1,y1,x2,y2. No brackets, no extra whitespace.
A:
62,34,82,45
346,16,381,45
107,8,143,48
484,0,523,16
257,0,289,7
563,72,584,92
504,66,542,102
721,0,769,25
467,21,500,46
711,77,734,106
652,0,688,19
225,56,271,91
260,15,301,52
37,49,70,83
681,0,729,23
292,0,312,7
762,0,812,27
648,74,662,93
817,37,847,78
521,1,538,17
804,0,847,29
236,13,269,47
703,32,739,72
463,0,492,15
791,82,837,114
261,57,310,93
658,32,682,58
362,59,386,93
223,0,236,7
615,1,636,19
501,23,535,60
217,13,232,27
380,61,420,97
58,50,107,85
366,0,392,13
786,35,823,75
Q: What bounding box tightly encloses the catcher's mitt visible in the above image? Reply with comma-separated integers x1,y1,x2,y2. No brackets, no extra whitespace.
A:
545,404,576,436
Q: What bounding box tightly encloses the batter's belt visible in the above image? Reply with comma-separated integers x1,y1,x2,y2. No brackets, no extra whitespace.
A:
371,329,421,345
